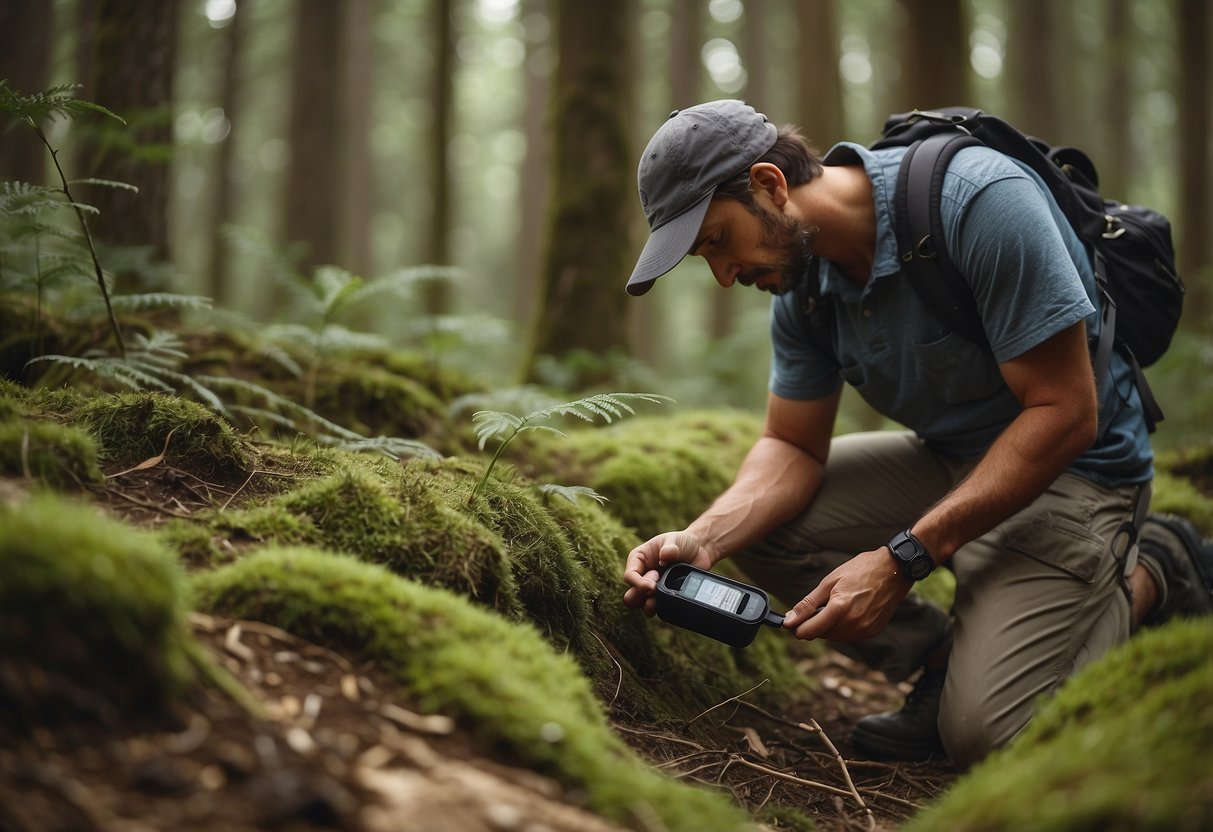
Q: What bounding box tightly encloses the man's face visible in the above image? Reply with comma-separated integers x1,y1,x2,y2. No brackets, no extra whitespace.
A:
689,198,817,296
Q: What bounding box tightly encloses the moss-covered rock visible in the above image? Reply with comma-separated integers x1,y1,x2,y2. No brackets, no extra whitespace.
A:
0,418,104,487
191,547,754,832
78,391,250,479
0,492,197,729
1154,442,1213,533
511,409,762,539
906,618,1213,831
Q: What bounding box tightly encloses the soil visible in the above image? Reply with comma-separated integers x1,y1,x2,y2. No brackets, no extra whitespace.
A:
1,461,961,832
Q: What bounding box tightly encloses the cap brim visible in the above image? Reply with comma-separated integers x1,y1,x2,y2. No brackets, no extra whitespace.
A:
625,191,713,296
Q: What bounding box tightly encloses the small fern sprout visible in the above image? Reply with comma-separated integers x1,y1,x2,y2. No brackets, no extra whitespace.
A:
469,392,673,504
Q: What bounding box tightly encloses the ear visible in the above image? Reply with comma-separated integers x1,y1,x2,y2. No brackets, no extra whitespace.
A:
749,162,789,208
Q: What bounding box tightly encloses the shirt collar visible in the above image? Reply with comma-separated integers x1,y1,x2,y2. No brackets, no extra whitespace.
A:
820,141,903,292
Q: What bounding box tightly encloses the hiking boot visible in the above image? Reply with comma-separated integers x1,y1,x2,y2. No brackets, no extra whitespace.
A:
851,668,945,761
1138,513,1213,629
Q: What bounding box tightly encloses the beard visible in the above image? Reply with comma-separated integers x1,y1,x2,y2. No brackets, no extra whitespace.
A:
735,207,818,296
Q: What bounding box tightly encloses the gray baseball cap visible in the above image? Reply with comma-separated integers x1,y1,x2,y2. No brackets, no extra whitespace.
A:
626,100,778,296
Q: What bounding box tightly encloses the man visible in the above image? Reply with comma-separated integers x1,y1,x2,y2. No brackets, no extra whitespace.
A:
620,100,1213,765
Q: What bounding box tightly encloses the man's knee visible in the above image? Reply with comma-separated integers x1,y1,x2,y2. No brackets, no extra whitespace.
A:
937,686,1027,767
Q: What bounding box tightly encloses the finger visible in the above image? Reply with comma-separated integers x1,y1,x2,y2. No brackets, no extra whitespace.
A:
782,599,825,629
792,601,840,640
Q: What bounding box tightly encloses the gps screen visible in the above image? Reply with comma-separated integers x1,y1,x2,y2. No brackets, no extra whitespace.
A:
681,572,746,614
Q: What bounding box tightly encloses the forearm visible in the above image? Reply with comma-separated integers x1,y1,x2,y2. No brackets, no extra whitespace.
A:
913,400,1094,563
686,435,824,564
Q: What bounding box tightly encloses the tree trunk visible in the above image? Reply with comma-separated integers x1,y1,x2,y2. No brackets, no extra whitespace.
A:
206,1,245,306
1099,0,1131,199
525,0,635,386
79,0,180,271
0,2,55,184
1006,0,1062,142
795,0,844,151
896,0,969,111
1178,0,1211,319
512,0,553,328
423,0,455,315
340,0,374,279
282,0,344,274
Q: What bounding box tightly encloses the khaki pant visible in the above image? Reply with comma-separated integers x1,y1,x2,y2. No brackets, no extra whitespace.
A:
731,431,1141,765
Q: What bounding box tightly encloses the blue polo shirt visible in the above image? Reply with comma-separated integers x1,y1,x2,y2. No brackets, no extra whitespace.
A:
769,142,1153,486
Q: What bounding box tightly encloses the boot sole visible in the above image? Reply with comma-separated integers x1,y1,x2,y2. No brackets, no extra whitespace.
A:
1146,514,1213,599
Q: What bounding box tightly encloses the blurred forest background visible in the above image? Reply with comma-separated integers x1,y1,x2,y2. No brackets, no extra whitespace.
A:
1,0,1210,450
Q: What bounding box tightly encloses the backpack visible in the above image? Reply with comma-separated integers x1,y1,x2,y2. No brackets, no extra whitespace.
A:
839,107,1184,432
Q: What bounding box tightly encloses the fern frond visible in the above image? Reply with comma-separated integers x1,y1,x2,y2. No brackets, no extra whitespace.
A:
532,392,673,425
347,265,463,307
449,385,558,418
326,435,441,461
108,293,214,313
0,81,125,124
472,410,524,449
66,177,139,192
537,483,609,506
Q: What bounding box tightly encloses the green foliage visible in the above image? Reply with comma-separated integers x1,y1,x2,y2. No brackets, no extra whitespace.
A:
906,618,1213,832
0,492,196,728
0,81,124,126
191,547,754,831
470,392,673,503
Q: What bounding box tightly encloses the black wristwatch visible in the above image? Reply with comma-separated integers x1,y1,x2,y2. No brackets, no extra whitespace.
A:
887,530,936,581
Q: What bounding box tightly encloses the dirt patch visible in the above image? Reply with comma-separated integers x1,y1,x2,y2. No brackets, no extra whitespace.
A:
0,605,957,832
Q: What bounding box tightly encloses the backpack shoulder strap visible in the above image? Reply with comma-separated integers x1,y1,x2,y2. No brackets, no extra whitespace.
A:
894,131,988,350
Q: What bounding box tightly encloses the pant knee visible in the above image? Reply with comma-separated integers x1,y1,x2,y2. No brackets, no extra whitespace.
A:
938,693,1024,767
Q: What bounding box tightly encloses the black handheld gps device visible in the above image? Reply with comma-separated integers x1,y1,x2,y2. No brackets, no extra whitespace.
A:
654,563,786,647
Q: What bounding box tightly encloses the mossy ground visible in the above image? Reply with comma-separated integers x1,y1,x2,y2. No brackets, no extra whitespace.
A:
0,492,198,729
4,366,1213,831
191,546,755,832
907,618,1213,832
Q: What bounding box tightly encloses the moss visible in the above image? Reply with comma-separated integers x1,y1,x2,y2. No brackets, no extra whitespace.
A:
306,359,449,441
906,618,1213,832
0,418,104,487
192,547,753,832
78,391,249,479
0,492,197,728
512,409,762,539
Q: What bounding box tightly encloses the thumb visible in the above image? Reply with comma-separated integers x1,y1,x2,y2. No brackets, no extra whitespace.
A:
783,592,827,629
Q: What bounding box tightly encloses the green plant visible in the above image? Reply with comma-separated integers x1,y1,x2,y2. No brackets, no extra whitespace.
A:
0,81,128,356
222,225,465,403
469,392,672,504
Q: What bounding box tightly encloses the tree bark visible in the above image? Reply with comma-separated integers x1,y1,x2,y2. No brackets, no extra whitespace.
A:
282,0,344,274
525,0,635,386
79,0,181,270
423,0,455,315
1006,0,1061,142
1178,0,1211,318
795,0,844,151
896,0,969,111
0,2,55,184
206,1,245,306
512,0,553,328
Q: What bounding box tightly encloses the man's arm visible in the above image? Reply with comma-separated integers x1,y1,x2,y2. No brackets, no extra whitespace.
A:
786,320,1098,641
622,389,840,615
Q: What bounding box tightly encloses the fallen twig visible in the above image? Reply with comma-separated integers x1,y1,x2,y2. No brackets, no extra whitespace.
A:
687,678,769,725
800,718,875,831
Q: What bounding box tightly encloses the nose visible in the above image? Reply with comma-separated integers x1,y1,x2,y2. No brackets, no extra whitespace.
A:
706,256,739,288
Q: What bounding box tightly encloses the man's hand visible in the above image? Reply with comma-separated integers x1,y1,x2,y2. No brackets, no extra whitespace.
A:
782,548,913,642
622,532,716,617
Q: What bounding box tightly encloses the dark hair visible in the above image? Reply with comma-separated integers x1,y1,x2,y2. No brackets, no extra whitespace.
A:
713,124,824,207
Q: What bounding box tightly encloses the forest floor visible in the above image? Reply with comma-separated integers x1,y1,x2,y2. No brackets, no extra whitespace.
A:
1,463,960,832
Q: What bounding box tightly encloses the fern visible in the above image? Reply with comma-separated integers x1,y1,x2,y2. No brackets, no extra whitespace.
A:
0,81,124,125
537,483,609,506
469,392,672,503
1,81,128,356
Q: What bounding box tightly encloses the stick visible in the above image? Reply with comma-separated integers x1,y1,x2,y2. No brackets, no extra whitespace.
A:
800,719,876,831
